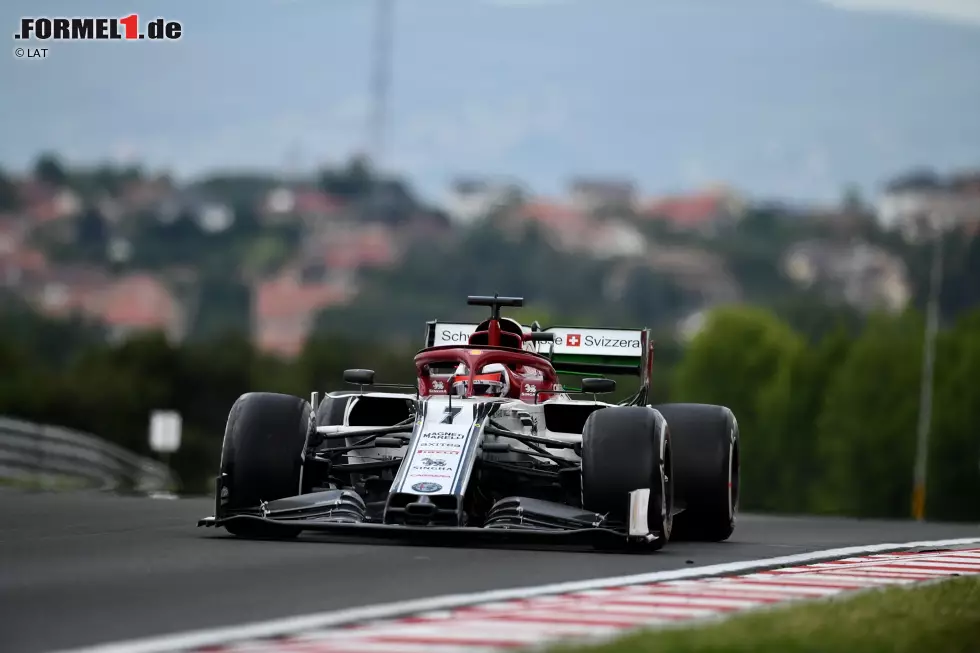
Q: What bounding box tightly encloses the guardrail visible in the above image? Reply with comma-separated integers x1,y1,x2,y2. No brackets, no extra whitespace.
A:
0,415,174,493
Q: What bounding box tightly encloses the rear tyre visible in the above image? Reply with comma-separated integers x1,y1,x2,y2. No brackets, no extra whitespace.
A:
581,406,673,550
218,392,312,538
656,403,738,542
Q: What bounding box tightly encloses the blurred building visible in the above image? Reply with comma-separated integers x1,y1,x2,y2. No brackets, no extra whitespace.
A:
645,244,740,305
19,268,188,343
513,199,647,259
443,177,525,226
875,169,980,241
639,186,747,234
568,178,637,214
252,269,353,358
259,186,344,227
97,274,187,343
783,239,911,313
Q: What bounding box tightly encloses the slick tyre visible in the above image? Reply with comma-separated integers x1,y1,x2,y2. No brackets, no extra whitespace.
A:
218,392,312,538
581,406,673,550
656,403,738,542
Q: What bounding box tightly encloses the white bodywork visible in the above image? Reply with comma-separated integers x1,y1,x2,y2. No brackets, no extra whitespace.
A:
316,392,657,539
317,392,616,494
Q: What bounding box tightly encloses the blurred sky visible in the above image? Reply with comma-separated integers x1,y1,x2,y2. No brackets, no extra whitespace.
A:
1,0,978,203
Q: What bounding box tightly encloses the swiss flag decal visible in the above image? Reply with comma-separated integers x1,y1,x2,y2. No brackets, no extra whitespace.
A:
567,333,582,347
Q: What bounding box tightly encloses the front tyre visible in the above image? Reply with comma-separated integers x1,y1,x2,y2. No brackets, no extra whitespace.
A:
218,392,312,538
581,406,673,550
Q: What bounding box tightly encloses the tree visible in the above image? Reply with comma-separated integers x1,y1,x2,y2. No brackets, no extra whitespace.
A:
927,307,980,521
811,311,925,517
755,324,852,512
620,266,690,328
74,206,109,259
0,168,19,210
33,152,69,186
671,305,806,510
770,290,864,344
319,156,375,199
939,228,980,320
841,183,864,213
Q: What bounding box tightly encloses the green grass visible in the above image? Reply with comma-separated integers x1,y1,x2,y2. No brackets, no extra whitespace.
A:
0,475,94,491
546,576,980,653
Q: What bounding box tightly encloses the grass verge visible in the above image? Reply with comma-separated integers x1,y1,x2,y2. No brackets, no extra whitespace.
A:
0,474,93,491
547,575,980,653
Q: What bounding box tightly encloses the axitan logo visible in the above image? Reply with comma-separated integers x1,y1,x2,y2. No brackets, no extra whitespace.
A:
14,15,182,41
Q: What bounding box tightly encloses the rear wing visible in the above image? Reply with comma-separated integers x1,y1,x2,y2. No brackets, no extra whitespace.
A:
543,326,649,377
423,321,653,395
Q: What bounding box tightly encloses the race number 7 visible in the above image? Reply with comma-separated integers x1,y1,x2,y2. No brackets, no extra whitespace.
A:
441,407,462,424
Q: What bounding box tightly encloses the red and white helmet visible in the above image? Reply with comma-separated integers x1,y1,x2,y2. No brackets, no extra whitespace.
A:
452,363,510,397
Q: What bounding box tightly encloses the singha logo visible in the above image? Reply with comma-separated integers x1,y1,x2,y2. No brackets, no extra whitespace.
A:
523,383,535,395
420,457,446,467
431,380,445,391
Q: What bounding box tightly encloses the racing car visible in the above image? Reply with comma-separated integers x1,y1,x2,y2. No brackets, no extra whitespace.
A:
199,294,740,551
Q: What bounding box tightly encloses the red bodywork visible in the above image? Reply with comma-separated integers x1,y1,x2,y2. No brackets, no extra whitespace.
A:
414,321,561,402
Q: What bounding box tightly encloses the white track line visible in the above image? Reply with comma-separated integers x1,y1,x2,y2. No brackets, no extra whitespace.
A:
51,536,980,653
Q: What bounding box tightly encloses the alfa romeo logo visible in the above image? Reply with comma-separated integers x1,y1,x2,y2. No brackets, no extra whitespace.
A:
411,482,442,493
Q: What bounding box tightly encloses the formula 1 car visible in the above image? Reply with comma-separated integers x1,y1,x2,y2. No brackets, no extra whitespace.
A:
199,295,740,551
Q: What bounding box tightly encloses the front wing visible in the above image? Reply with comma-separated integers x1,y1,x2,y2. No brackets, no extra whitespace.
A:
198,489,666,551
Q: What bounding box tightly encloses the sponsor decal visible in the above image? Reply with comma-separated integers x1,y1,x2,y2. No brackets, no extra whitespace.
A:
416,448,460,454
523,383,535,395
423,431,466,440
411,482,442,493
430,379,445,391
412,465,455,478
419,457,446,467
590,335,640,348
469,349,482,355
551,333,642,349
438,329,471,343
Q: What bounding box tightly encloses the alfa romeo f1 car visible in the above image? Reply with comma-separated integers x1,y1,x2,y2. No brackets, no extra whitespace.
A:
199,295,740,551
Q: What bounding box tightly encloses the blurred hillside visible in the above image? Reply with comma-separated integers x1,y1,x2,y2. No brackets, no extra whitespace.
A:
2,153,979,355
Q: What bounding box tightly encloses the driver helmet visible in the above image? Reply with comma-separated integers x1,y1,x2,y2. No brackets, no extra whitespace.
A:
452,363,510,397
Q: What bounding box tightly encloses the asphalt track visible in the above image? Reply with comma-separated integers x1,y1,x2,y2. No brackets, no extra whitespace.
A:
1,491,978,653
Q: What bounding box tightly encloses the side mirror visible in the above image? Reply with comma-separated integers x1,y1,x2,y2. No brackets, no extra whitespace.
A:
581,378,616,394
343,369,376,386
525,332,555,342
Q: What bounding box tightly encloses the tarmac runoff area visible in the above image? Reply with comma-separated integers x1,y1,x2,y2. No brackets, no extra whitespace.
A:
1,491,978,653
